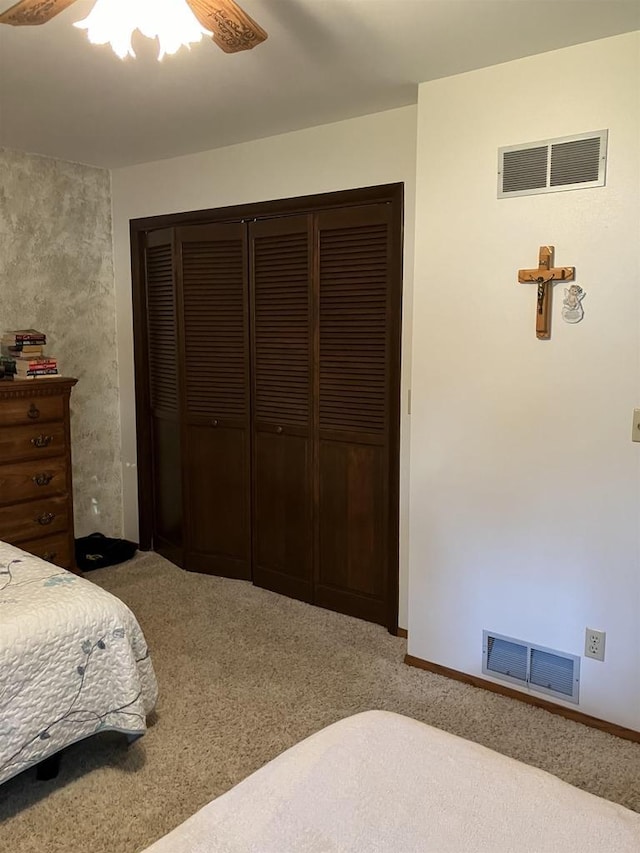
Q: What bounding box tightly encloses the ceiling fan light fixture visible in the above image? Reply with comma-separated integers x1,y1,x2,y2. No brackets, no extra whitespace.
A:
74,0,212,60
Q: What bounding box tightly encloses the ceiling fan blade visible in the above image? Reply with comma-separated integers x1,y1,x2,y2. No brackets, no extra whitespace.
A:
186,0,267,53
0,0,78,26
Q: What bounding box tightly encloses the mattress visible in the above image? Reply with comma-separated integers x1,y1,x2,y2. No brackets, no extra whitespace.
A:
144,709,640,853
0,541,157,785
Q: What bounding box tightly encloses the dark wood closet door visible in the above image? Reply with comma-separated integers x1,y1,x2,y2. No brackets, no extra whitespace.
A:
315,204,400,627
143,229,184,566
177,223,251,579
249,216,314,602
134,185,402,630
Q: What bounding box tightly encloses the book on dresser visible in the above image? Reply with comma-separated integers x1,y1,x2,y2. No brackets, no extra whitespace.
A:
1,329,47,354
0,377,79,573
13,359,59,379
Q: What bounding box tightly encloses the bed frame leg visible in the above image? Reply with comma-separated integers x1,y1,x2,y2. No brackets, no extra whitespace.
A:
36,753,61,781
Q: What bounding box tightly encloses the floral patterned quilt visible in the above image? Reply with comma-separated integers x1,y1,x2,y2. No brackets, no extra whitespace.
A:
0,541,158,785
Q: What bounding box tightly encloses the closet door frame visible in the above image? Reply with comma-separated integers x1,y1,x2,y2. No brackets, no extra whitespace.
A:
131,182,403,632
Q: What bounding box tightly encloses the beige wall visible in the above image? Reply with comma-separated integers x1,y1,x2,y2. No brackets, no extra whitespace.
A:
409,33,640,728
0,148,121,537
111,105,418,628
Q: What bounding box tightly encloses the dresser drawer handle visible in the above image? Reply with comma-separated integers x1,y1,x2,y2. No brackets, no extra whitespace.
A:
276,426,283,435
28,404,41,420
33,473,54,487
36,512,56,526
31,435,54,449
42,552,57,563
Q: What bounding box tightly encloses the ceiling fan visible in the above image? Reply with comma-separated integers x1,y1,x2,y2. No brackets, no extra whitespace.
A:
0,0,268,56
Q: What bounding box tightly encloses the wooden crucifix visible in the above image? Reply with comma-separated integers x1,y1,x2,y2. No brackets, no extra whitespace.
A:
518,246,575,339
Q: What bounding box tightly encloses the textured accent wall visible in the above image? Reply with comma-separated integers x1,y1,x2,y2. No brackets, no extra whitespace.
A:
0,148,121,537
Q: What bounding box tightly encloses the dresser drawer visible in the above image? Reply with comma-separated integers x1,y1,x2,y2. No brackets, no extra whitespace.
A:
0,393,64,426
19,533,73,570
0,422,67,462
0,458,68,505
0,496,69,543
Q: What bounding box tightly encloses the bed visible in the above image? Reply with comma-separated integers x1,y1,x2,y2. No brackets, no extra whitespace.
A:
0,540,157,786
144,709,640,853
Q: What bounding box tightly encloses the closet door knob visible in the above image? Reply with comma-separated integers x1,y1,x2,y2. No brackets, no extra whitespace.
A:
276,426,283,435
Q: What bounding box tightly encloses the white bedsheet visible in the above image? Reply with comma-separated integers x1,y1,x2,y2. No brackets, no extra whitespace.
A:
0,541,157,785
144,710,640,853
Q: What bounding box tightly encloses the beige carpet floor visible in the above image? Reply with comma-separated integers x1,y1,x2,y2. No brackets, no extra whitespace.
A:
0,552,638,852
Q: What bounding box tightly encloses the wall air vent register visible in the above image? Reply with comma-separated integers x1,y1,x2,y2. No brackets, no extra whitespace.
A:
482,631,580,704
498,130,608,198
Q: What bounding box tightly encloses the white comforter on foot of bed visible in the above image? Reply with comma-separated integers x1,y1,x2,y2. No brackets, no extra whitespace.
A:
0,541,157,786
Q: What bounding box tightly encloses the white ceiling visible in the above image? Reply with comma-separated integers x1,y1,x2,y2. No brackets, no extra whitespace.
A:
0,0,638,168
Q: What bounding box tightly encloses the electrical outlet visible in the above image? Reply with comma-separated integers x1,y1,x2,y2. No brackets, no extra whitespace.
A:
585,628,606,661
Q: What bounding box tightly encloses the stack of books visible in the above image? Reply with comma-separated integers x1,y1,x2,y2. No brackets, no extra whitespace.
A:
1,329,59,379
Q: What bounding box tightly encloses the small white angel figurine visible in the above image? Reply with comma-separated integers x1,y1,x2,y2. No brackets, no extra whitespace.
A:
562,284,585,324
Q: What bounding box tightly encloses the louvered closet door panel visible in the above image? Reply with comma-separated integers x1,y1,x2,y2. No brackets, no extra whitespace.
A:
250,216,314,602
144,229,183,566
177,223,251,580
316,204,396,626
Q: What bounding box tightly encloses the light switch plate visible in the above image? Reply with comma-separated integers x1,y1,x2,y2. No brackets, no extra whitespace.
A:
633,409,640,442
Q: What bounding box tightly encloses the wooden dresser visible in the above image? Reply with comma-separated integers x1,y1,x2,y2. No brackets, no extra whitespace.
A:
0,378,78,572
